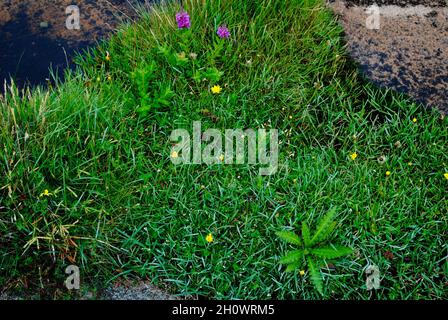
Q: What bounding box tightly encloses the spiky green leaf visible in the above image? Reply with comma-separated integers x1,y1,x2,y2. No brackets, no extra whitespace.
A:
311,246,353,259
302,222,311,247
279,249,304,264
285,261,301,273
308,257,324,296
310,208,337,246
276,231,302,245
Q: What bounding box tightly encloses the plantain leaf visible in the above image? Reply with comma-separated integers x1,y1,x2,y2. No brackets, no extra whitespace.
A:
311,246,353,259
308,257,324,296
276,231,302,245
302,222,311,247
310,207,337,246
279,250,304,264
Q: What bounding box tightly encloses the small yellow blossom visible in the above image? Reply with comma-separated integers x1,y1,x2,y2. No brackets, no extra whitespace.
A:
219,154,225,162
171,151,179,158
105,51,111,62
211,85,222,94
177,52,186,59
444,173,448,180
408,162,413,166
107,75,112,81
350,152,358,161
39,189,52,197
412,118,417,123
293,178,297,184
385,171,391,177
299,270,305,276
205,233,213,243
289,115,293,119
96,77,101,82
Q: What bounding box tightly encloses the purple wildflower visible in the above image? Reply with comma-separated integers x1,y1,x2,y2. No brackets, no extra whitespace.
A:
176,11,191,29
217,25,230,39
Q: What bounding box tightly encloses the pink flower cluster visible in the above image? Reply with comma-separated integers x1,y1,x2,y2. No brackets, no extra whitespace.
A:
175,10,230,39
175,11,191,29
217,25,230,39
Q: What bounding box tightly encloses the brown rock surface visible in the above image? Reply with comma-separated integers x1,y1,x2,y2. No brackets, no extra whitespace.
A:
330,0,448,114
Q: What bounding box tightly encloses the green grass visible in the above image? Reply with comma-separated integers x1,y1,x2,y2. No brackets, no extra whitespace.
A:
1,0,447,299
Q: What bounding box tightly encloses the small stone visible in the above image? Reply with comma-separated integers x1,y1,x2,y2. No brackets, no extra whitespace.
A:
39,21,49,28
82,292,94,300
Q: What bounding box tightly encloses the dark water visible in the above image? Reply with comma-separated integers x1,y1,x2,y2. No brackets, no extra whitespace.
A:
0,0,142,88
0,12,91,87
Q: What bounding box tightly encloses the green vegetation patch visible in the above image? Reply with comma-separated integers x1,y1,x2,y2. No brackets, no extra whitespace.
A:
0,0,447,299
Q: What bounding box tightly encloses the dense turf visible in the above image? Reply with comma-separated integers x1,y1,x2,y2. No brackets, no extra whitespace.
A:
1,0,447,299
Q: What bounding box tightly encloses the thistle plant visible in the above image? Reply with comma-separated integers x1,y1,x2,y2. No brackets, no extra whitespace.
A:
277,208,353,296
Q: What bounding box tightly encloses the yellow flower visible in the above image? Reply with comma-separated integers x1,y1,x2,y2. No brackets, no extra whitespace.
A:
205,233,214,243
408,162,413,166
412,118,417,123
177,52,186,59
211,85,222,94
96,77,101,82
105,52,111,62
299,270,305,276
219,154,225,162
107,75,112,81
293,178,297,184
385,171,391,177
350,152,358,161
171,151,179,158
39,189,52,197
444,173,448,180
